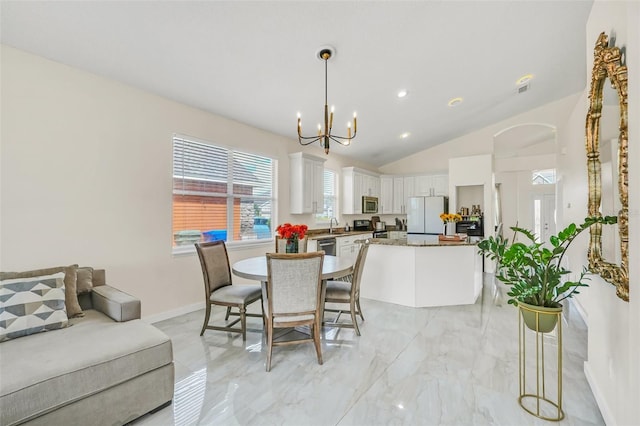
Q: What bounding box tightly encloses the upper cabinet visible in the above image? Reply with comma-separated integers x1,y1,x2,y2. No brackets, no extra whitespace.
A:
413,174,448,197
342,167,380,214
380,174,449,214
289,152,326,214
380,175,408,214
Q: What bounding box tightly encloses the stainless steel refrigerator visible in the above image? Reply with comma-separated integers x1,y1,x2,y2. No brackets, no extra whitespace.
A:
407,196,449,234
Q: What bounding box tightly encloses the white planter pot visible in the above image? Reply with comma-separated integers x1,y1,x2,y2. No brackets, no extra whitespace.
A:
445,222,456,236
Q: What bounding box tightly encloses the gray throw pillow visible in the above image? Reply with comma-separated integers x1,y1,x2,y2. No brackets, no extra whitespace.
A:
76,266,94,294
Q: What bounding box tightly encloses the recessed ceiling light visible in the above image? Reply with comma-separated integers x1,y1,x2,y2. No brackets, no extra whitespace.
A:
447,97,463,107
401,132,410,139
397,90,408,98
517,74,534,85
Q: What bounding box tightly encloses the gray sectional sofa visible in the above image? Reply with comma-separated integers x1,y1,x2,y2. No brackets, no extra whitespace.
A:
0,269,174,426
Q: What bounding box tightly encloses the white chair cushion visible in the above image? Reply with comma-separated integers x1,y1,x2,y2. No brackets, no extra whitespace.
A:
210,284,261,305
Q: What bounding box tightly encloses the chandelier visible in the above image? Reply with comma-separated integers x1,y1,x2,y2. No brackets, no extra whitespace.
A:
297,47,357,154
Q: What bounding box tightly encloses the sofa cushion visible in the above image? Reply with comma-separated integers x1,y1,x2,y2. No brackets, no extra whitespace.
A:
0,309,173,425
0,265,83,318
0,272,69,342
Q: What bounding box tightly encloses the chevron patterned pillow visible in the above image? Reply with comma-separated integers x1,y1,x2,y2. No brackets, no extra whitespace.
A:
0,272,69,342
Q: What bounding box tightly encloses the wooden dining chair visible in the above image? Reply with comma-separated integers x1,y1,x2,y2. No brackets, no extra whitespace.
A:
323,240,370,336
264,252,324,372
195,241,263,340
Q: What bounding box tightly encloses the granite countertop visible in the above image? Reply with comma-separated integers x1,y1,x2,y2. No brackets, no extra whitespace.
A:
306,230,373,240
361,235,478,247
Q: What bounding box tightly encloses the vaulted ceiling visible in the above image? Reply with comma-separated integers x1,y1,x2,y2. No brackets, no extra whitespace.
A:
0,0,594,166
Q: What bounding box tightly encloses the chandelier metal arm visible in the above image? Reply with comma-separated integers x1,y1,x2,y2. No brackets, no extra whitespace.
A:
328,131,357,142
297,136,322,146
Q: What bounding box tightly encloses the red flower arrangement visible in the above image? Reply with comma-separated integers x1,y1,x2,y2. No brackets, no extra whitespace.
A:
276,223,308,241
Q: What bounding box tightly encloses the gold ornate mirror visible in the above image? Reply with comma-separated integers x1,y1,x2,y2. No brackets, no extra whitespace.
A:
585,32,629,301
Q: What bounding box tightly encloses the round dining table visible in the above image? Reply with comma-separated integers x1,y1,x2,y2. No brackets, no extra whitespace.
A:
232,254,353,283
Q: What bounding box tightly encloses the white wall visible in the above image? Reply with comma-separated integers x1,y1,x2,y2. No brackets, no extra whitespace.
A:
0,46,374,319
557,1,639,424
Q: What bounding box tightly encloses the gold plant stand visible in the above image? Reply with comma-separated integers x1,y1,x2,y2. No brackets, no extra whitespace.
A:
518,304,564,421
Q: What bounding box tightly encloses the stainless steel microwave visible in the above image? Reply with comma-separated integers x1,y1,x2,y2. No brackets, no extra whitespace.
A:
362,196,378,214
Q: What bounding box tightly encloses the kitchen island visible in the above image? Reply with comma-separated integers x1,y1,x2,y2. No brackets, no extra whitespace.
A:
360,235,483,308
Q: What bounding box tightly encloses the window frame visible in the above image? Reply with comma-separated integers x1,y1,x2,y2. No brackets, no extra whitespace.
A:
171,134,277,255
315,167,339,225
531,168,557,185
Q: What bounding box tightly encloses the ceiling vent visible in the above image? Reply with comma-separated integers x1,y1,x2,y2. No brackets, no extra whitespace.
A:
517,83,531,94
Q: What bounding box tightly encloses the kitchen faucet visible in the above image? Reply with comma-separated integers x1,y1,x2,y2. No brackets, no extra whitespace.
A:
329,217,339,234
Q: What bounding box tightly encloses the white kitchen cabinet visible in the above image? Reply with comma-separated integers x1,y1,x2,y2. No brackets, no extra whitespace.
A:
403,176,416,212
380,176,394,214
381,175,408,214
307,239,318,252
380,174,447,214
414,175,433,196
336,233,372,263
403,176,416,197
413,174,449,197
365,175,380,198
289,152,326,214
392,177,405,213
342,167,380,214
432,174,449,196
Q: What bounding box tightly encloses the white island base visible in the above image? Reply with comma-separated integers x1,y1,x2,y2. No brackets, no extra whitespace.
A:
360,240,483,308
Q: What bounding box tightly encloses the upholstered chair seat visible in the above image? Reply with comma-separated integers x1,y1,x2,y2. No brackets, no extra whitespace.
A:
210,285,262,305
325,281,352,301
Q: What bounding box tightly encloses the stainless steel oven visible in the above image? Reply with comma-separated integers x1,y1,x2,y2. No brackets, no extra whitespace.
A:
362,196,378,214
316,237,336,256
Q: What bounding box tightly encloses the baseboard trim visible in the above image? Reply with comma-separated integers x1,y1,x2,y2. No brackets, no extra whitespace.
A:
143,302,203,324
584,361,615,425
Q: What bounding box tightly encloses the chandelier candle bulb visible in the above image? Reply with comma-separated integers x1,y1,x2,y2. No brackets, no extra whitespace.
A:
330,106,334,129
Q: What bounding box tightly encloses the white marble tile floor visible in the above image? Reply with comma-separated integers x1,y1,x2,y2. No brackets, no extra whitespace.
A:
134,274,603,426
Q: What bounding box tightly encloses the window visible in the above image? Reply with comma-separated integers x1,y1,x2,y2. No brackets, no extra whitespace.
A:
316,169,338,223
532,169,556,185
172,135,275,249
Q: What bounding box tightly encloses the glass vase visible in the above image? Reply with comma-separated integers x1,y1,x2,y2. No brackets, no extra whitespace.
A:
286,237,299,253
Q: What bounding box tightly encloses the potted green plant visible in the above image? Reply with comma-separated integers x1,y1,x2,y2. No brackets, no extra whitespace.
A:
478,216,617,332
